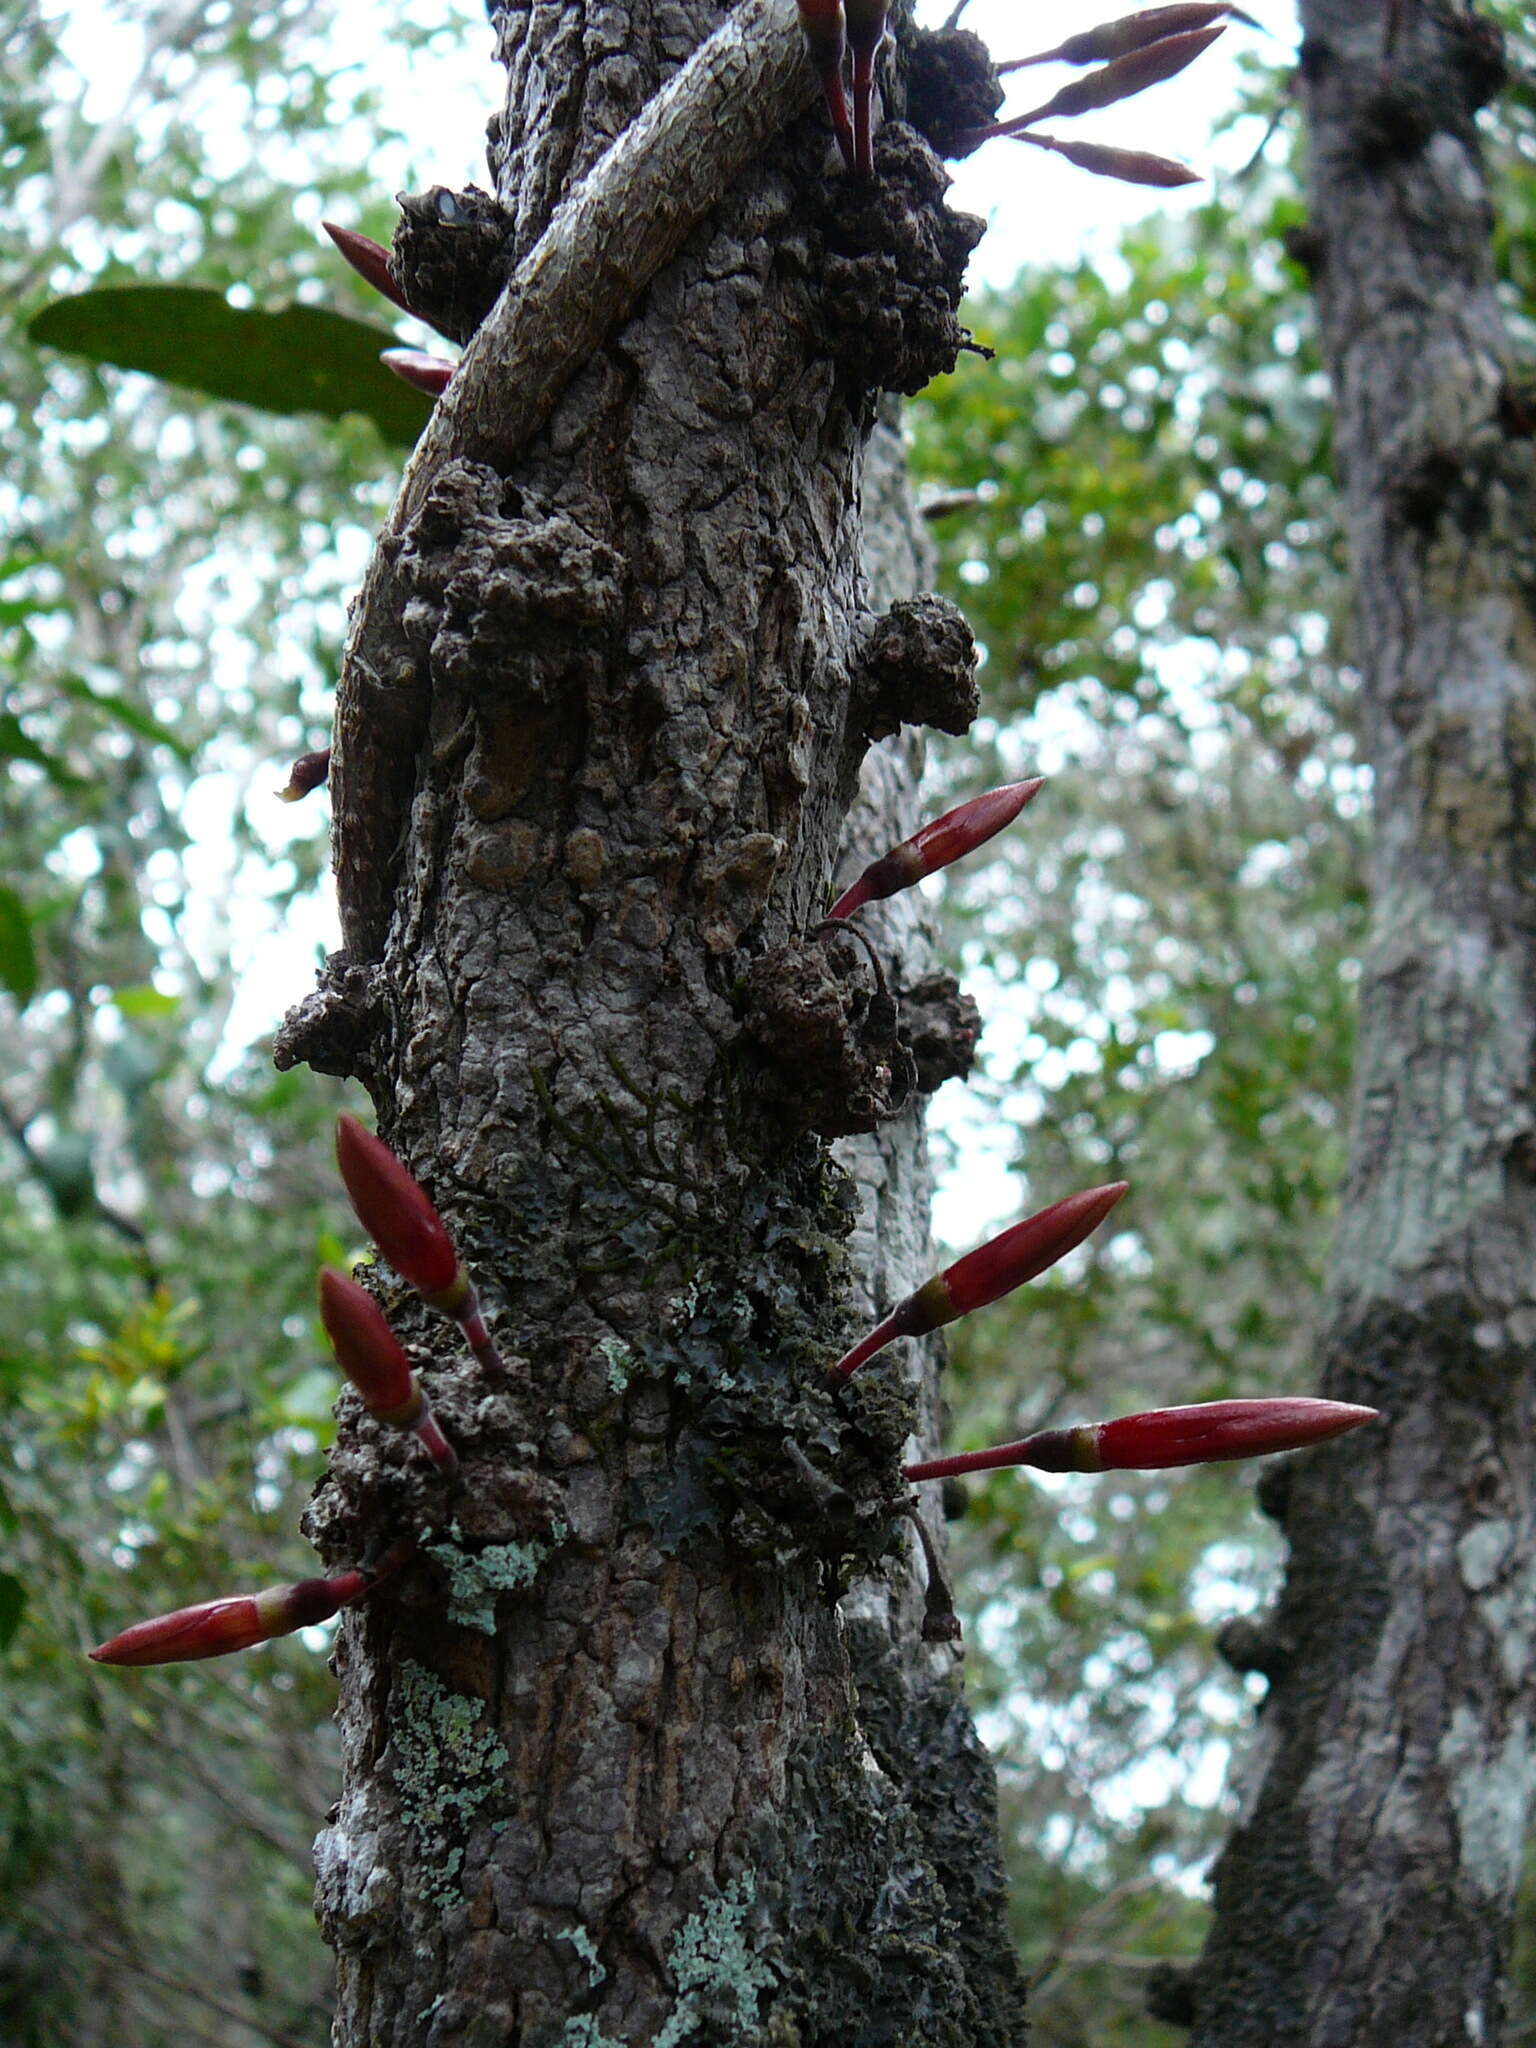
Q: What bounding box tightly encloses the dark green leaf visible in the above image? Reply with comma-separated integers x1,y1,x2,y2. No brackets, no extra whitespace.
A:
0,712,85,790
0,887,37,1006
29,286,435,450
55,674,197,765
0,1572,25,1649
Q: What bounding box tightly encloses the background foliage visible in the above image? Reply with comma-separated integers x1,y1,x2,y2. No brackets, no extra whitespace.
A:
2,2,1533,2043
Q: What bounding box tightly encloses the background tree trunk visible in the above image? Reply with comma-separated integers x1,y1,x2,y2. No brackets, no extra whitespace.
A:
284,5,1025,2042
1191,6,1536,2043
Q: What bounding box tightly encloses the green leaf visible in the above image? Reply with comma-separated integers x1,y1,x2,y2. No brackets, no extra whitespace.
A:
0,1572,26,1649
110,985,181,1020
29,286,435,450
0,711,85,791
0,888,37,1006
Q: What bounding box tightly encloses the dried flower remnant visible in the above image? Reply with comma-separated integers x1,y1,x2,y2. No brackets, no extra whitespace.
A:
830,1181,1128,1380
827,777,1044,920
904,1397,1379,1480
276,747,331,803
334,1114,505,1379
319,1268,459,1476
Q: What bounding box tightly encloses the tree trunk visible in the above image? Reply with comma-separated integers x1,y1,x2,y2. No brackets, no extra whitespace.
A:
280,5,1025,2042
1191,7,1536,2044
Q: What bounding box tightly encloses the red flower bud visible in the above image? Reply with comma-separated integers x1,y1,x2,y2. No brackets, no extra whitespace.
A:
319,1268,459,1476
998,3,1233,72
796,0,856,171
831,1181,1128,1380
1013,132,1201,188
335,1115,464,1306
89,1571,366,1668
904,1397,1378,1482
828,778,1044,920
275,747,331,803
381,347,454,398
323,221,416,317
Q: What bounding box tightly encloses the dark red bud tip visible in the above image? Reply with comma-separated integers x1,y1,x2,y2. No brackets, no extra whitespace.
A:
276,747,331,803
942,1182,1129,1318
323,221,416,316
1093,1397,1379,1470
335,1114,462,1300
828,778,1044,920
381,347,454,397
319,1268,419,1415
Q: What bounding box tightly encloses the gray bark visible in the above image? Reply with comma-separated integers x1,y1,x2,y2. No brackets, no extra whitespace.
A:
283,5,1023,2042
1190,7,1536,2044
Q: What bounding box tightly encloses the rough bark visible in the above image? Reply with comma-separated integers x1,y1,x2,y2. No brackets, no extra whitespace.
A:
284,4,1024,2042
1191,7,1536,2045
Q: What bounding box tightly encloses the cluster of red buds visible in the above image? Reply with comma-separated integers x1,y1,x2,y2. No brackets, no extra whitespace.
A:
955,1,1239,185
90,1118,501,1668
323,221,459,401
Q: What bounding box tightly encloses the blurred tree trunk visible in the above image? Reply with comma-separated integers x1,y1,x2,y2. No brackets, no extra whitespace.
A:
1192,6,1536,2044
279,3,1025,2042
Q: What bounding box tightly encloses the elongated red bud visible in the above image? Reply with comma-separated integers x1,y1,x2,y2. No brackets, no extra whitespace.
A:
905,1397,1378,1481
323,221,416,316
831,1181,1128,1380
796,0,856,170
829,778,1044,920
998,3,1232,72
381,347,454,397
89,1570,368,1668
334,1116,506,1382
276,747,331,803
335,1114,462,1303
844,0,889,175
319,1268,458,1475
1012,131,1200,188
1005,24,1225,133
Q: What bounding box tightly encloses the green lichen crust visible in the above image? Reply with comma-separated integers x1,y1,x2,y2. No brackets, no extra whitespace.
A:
390,1660,509,1909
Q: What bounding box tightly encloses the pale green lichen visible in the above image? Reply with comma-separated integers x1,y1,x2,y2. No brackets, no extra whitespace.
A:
653,1874,772,2048
598,1335,633,1394
425,1520,568,1634
562,1925,606,1989
556,2020,624,2048
390,1660,509,1907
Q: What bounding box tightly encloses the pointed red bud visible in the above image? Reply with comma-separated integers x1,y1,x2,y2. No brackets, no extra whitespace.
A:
381,347,454,397
276,746,331,803
831,1181,1128,1379
998,3,1233,72
89,1570,368,1667
996,24,1225,134
319,1268,458,1475
335,1115,464,1305
1012,131,1201,188
323,221,415,316
828,778,1044,920
796,0,856,171
904,1397,1378,1482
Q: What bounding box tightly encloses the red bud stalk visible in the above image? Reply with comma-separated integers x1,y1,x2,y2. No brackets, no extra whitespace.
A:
796,0,856,171
828,777,1044,920
831,1181,1128,1380
905,1397,1378,1481
319,1269,459,1475
335,1114,505,1380
381,347,455,397
91,1567,369,1668
843,0,889,175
